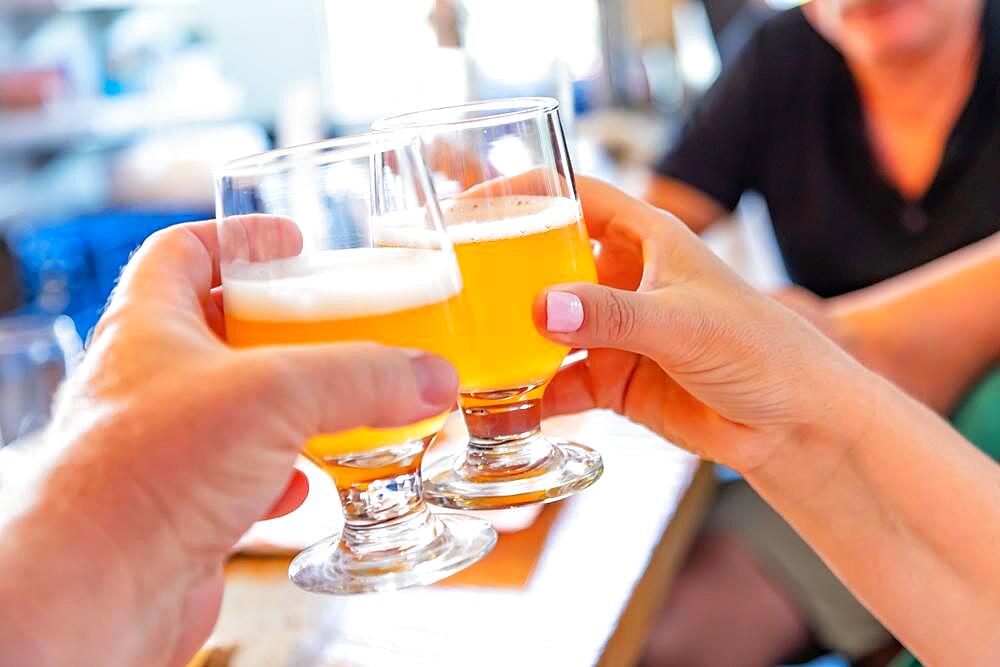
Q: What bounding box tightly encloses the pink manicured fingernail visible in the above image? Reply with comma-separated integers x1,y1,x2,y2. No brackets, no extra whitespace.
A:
547,291,584,333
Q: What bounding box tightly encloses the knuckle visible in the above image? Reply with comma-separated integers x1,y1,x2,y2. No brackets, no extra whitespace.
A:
344,343,410,423
140,224,203,264
239,351,287,394
243,350,328,426
142,226,185,254
599,290,637,342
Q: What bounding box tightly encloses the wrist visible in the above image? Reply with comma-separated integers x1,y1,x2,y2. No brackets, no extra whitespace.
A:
0,426,199,666
0,478,140,665
743,354,886,498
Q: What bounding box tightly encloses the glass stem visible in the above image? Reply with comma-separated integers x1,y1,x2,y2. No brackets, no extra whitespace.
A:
331,440,441,555
459,387,557,477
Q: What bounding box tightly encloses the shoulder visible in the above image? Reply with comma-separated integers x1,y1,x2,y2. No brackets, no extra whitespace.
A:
755,7,821,50
741,8,834,77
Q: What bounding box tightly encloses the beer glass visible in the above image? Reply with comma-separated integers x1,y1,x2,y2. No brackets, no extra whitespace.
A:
373,98,603,510
215,134,496,594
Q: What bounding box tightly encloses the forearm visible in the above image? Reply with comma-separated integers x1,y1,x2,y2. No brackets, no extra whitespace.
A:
847,330,997,414
0,499,137,665
0,445,194,666
830,233,1000,413
642,173,726,233
746,364,1000,665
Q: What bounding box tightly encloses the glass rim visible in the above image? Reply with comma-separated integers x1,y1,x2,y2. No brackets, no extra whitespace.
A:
214,131,417,179
372,97,560,132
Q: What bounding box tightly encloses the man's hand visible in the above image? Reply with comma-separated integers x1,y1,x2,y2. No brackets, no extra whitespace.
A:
0,221,458,667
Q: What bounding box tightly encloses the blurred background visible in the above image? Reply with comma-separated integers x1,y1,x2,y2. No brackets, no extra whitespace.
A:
0,0,803,445
0,0,803,338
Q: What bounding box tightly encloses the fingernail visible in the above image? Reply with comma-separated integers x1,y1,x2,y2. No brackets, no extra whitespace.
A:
409,354,458,407
547,291,584,333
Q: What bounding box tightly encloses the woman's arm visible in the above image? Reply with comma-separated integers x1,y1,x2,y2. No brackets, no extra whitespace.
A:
747,365,1000,666
540,177,1000,665
831,233,1000,413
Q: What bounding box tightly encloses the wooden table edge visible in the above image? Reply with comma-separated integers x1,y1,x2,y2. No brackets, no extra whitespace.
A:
596,460,717,667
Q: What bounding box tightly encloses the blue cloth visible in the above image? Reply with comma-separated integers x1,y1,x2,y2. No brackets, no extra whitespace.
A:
8,209,209,338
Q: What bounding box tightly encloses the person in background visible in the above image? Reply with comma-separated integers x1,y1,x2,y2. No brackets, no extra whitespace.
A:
642,0,1000,662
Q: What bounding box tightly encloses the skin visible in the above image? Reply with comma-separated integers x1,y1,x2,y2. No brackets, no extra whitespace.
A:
0,221,459,667
537,177,1000,666
829,233,1000,413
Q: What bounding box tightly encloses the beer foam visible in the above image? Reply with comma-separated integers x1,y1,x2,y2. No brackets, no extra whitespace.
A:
443,196,581,244
223,248,461,321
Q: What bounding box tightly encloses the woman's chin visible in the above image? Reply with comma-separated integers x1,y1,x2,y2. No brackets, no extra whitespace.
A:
845,1,940,61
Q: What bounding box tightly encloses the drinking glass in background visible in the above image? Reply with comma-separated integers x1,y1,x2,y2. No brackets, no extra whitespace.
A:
215,133,496,594
373,98,603,511
0,315,81,449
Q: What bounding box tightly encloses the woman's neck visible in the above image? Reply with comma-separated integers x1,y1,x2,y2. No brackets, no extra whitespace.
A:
847,7,983,199
850,20,981,123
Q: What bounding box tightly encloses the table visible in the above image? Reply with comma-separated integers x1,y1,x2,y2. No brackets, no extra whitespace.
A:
194,410,715,667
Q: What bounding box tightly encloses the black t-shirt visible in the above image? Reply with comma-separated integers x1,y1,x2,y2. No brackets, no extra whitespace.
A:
656,3,1000,297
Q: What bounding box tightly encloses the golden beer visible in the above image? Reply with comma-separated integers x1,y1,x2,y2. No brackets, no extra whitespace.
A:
370,99,604,512
445,196,597,392
223,247,470,486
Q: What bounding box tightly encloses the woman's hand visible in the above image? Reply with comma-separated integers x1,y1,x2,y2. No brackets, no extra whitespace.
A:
536,178,1000,665
536,177,868,472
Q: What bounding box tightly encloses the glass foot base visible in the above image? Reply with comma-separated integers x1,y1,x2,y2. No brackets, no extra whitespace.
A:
288,512,497,595
422,438,604,510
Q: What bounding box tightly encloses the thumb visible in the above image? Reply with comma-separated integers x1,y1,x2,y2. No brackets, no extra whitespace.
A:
534,283,693,362
238,342,459,438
